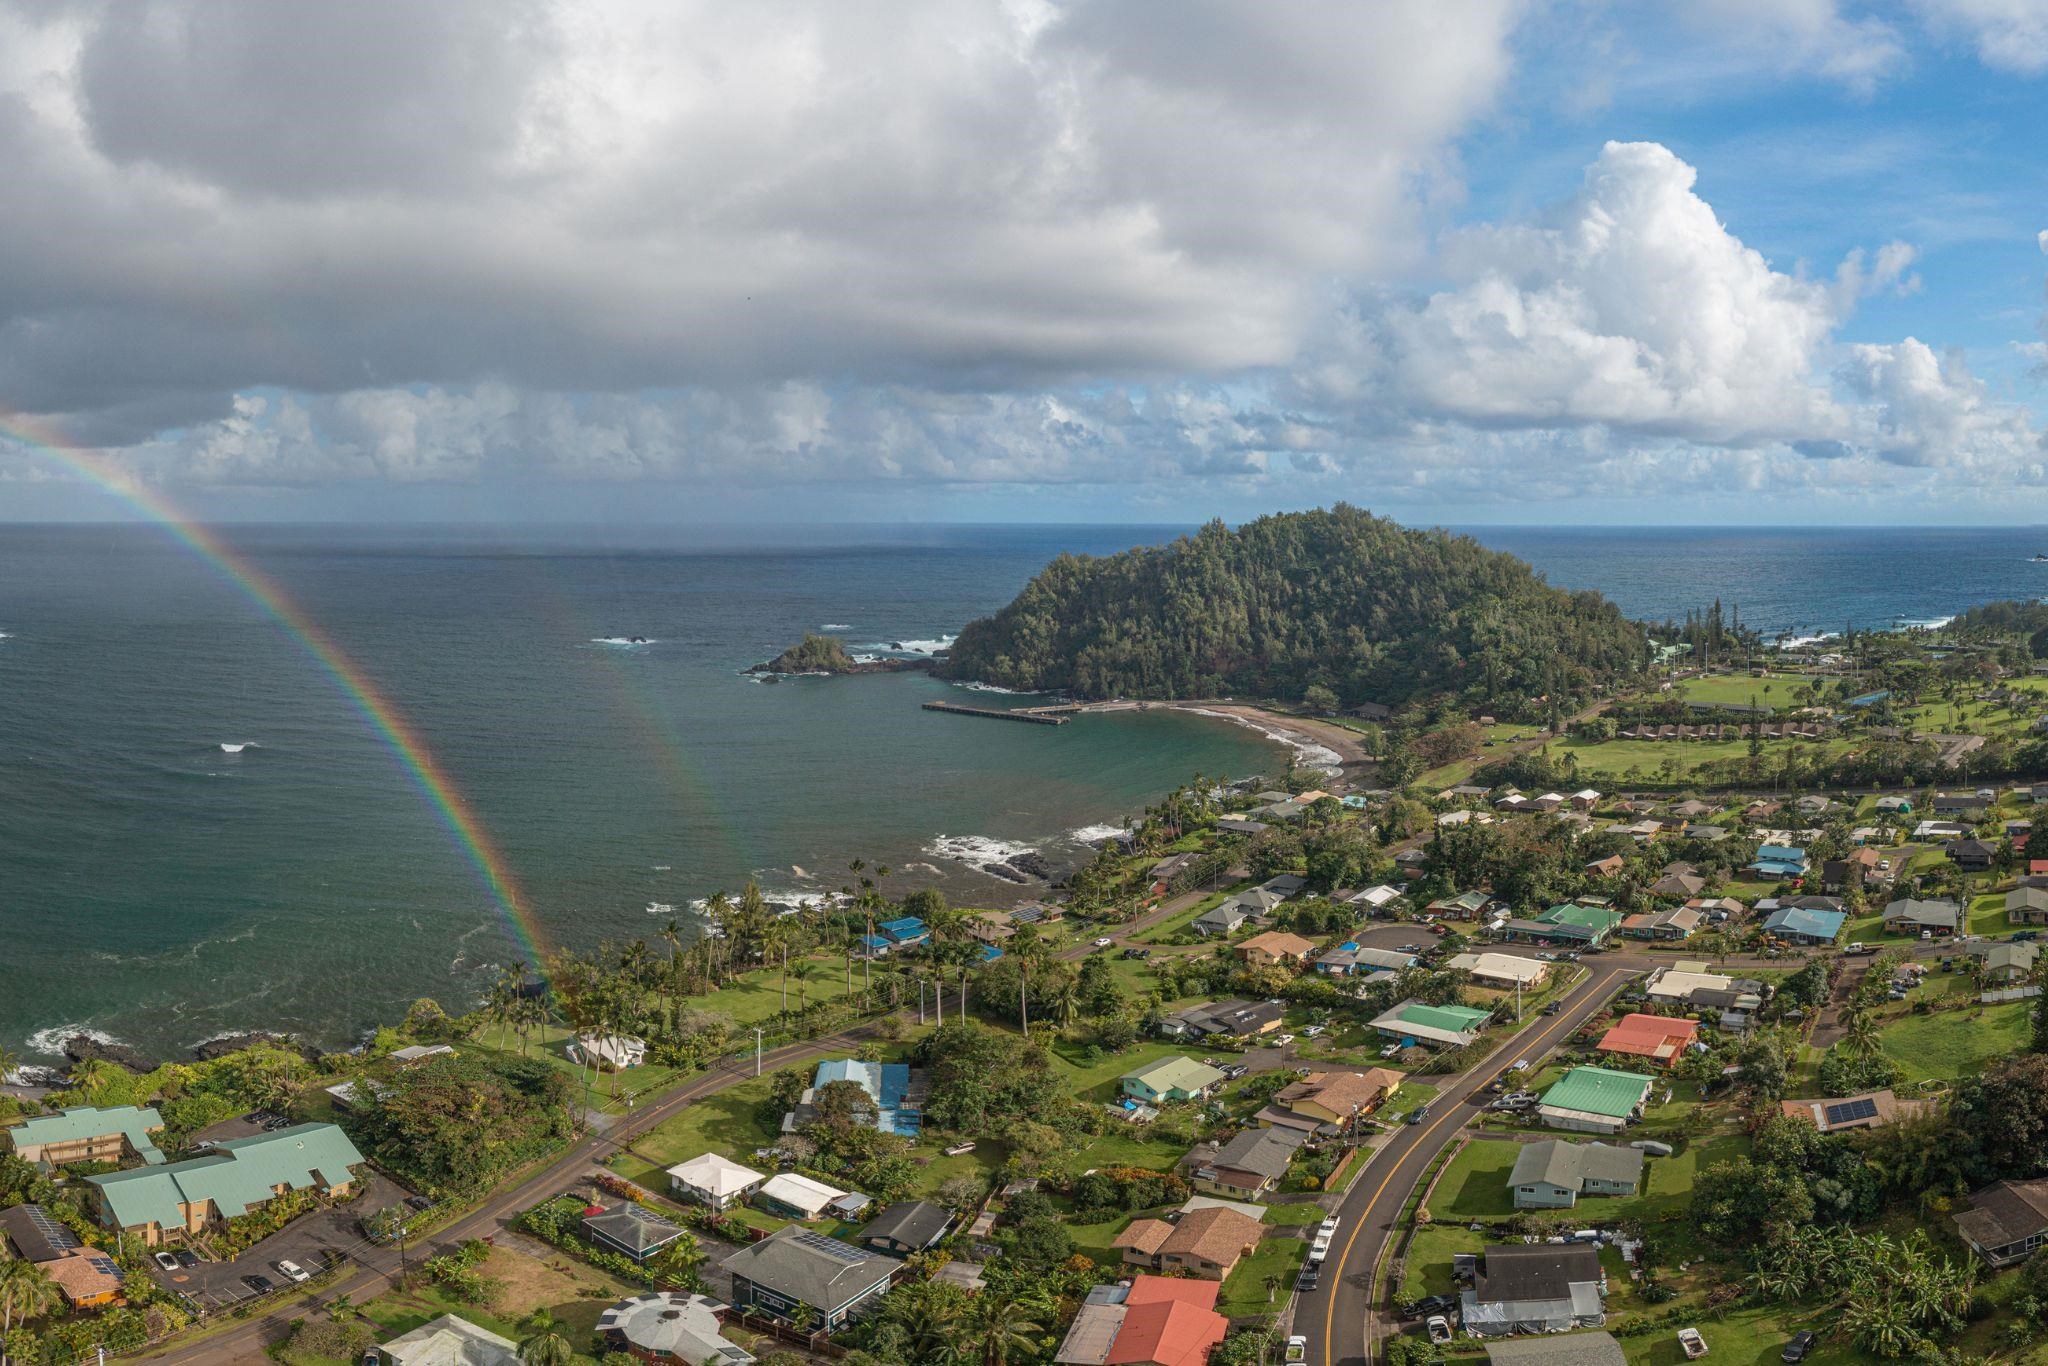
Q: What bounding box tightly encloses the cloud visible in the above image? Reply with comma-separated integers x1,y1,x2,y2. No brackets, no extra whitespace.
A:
1839,339,2046,470
1688,0,1908,93
1910,0,2048,75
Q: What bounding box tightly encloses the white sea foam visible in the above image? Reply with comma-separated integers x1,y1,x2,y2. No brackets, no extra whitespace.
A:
822,623,853,631
1183,708,1343,775
646,901,678,915
925,833,1038,872
653,865,672,871
1776,631,1834,648
591,637,656,646
218,741,257,754
873,634,957,655
955,680,1047,696
1069,823,1126,844
26,1024,129,1057
1897,615,1955,631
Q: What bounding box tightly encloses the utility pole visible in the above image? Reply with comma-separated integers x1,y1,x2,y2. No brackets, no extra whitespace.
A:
863,913,873,999
754,1026,763,1077
918,978,926,1025
1020,958,1029,1038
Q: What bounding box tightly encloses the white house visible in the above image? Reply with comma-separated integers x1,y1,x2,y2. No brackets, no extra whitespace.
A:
571,1034,648,1071
668,1153,767,1211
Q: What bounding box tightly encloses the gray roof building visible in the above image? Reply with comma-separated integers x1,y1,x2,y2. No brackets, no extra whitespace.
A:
582,1203,687,1262
857,1201,952,1258
722,1226,897,1330
1484,1331,1628,1366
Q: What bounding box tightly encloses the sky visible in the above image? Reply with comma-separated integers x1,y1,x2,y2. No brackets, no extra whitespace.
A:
0,0,2045,526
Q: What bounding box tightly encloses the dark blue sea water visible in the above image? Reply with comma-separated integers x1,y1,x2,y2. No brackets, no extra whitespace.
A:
2,521,2043,1058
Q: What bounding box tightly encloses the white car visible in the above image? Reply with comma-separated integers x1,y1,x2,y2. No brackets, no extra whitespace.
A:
1285,1335,1308,1362
274,1259,310,1283
1302,1024,1326,1038
1318,1215,1342,1238
1427,1315,1454,1344
1092,936,1114,948
153,1251,179,1271
1274,1033,1297,1046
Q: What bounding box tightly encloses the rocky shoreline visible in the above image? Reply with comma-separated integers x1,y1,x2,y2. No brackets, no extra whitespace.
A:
746,631,942,677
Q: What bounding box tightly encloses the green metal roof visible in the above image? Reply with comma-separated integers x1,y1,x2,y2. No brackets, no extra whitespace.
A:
8,1105,166,1165
1124,1055,1226,1095
88,1122,363,1232
1541,1066,1655,1119
1539,904,1624,932
1395,1002,1490,1033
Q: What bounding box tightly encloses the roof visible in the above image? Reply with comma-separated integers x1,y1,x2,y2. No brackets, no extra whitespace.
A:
859,1200,952,1249
583,1202,686,1256
8,1104,166,1164
40,1248,124,1306
88,1122,363,1231
1238,930,1316,958
1885,897,1962,927
756,1172,851,1217
380,1313,522,1366
1780,1089,1928,1133
1762,906,1848,940
1374,1000,1490,1041
1509,1140,1644,1191
1538,903,1624,933
720,1226,896,1311
595,1293,752,1366
1274,1069,1402,1119
1107,1289,1228,1366
1597,1014,1700,1063
388,1044,456,1064
1484,1331,1628,1366
1199,1127,1305,1181
2010,887,2048,913
1955,1179,2048,1252
1124,1056,1227,1096
1449,952,1548,985
1540,1066,1655,1120
1474,1243,1603,1305
1112,1205,1262,1268
668,1152,767,1199
0,1203,83,1262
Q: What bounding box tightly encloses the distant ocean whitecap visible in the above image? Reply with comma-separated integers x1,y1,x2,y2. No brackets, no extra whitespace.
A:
219,741,257,754
1069,823,1126,844
592,636,655,647
821,623,853,631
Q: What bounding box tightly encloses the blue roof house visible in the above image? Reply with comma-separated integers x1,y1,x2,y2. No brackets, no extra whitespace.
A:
810,1060,927,1135
1763,906,1847,945
878,917,929,947
856,934,894,958
1748,844,1809,878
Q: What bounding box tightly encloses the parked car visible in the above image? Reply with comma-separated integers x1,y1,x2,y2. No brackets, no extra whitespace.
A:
153,1251,179,1272
1302,1024,1326,1038
1295,1263,1321,1292
174,1249,200,1268
241,1274,275,1295
1541,1001,1563,1015
1286,1334,1309,1361
1678,1326,1709,1359
1274,1033,1297,1046
1318,1215,1342,1238
1219,1063,1249,1079
2014,930,2042,943
1782,1330,1816,1362
1632,1139,1675,1157
1092,936,1114,948
405,1195,434,1212
1378,1044,1402,1058
1406,1104,1430,1126
275,1259,310,1283
1426,1315,1454,1345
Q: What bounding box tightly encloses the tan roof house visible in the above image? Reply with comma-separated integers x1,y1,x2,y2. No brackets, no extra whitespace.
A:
1235,931,1317,968
1111,1205,1263,1281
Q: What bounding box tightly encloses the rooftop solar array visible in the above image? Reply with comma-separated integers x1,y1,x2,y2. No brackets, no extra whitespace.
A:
1824,1097,1880,1126
793,1230,872,1264
25,1206,81,1251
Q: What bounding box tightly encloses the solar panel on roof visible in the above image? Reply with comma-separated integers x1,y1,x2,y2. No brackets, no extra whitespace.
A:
86,1256,120,1276
1823,1098,1879,1126
25,1207,81,1250
792,1230,871,1263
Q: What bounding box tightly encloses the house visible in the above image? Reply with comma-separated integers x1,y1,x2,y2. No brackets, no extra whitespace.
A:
1190,902,1253,937
595,1293,754,1366
584,1202,689,1262
86,1122,363,1246
1448,952,1550,991
1256,1068,1403,1137
1616,819,1664,842
1914,820,1970,841
0,1207,124,1311
1502,903,1623,948
1669,799,1717,820
1877,795,1914,813
1685,896,1748,923
1746,844,1809,879
965,911,1016,945
1148,852,1201,894
1214,817,1269,835
4,1105,166,1168
1371,999,1491,1049
1260,874,1308,899
1236,930,1317,968
792,1059,927,1135
1052,1275,1228,1366
1353,701,1394,721
2009,887,2048,925
857,1201,953,1257
1426,890,1497,920
1618,907,1701,941
878,916,930,947
1460,1243,1606,1337
1111,1205,1263,1281
1934,793,1993,819
1955,1179,2048,1268
1647,871,1706,900
722,1226,897,1330
1644,964,1766,1016
388,1043,457,1067
1595,1014,1700,1068
755,1172,862,1222
1344,884,1406,914
667,1153,767,1211
1157,999,1286,1041
1483,1334,1628,1366
1761,905,1847,946
1313,944,1417,977
1946,838,1998,872
1794,795,1836,818
1509,1141,1645,1209
1569,789,1603,810
1681,823,1729,842
1182,1126,1306,1198
1881,897,1962,936
1121,1056,1227,1105
571,1034,648,1071
1537,1067,1656,1134
380,1314,522,1366
1780,1089,1931,1134
1583,855,1624,877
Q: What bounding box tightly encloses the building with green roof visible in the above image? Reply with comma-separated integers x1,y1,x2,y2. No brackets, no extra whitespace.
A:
1537,1067,1656,1134
1502,903,1625,948
87,1122,364,1245
6,1105,166,1168
1120,1055,1228,1104
1370,999,1493,1049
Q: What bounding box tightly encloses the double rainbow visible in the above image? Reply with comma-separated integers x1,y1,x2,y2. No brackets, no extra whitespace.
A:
2,411,548,965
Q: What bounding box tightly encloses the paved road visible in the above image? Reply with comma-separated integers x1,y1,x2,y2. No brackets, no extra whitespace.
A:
1299,961,1637,1366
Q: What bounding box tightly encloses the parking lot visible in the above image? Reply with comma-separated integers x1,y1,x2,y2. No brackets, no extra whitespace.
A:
148,1170,408,1312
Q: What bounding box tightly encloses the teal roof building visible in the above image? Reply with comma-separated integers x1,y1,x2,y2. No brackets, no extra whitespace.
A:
88,1123,363,1238
7,1104,166,1166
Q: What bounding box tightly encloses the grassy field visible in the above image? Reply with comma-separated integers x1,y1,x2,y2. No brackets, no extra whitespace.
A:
1555,736,1856,782
468,1026,694,1118
1137,889,1234,944
1218,1235,1310,1315
1879,999,2031,1082
1395,1222,1487,1301
1427,1140,1521,1218
1672,674,1799,708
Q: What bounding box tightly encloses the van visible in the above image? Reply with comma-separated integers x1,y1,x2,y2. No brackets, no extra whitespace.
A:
1631,1139,1674,1157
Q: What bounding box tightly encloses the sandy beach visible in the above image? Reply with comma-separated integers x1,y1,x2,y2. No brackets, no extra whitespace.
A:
1077,699,1379,784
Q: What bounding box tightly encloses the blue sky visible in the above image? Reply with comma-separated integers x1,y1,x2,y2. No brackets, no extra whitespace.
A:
0,1,2044,525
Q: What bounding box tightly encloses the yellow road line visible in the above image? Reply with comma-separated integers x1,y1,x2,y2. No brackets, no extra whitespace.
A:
1320,967,1626,1365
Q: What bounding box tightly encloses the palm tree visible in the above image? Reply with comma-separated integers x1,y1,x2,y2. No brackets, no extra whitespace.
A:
0,1044,18,1088
974,1293,1041,1365
516,1308,575,1366
652,1231,707,1291
0,1256,60,1349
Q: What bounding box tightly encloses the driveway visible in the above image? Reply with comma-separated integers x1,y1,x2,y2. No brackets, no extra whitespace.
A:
149,1171,408,1312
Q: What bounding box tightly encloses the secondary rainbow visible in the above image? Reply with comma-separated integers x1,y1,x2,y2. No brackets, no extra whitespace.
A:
1,410,549,964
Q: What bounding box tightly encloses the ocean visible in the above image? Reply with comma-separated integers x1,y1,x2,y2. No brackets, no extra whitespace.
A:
2,521,2044,1060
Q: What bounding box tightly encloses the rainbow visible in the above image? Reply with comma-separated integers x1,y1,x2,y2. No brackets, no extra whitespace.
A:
1,410,548,964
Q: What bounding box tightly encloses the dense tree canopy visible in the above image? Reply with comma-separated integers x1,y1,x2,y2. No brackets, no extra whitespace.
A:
941,506,1649,710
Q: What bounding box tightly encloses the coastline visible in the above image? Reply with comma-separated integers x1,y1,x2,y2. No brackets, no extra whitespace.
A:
1080,699,1376,782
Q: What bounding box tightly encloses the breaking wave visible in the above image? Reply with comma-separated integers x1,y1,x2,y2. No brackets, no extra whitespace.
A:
1068,823,1126,844
821,623,853,631
26,1024,129,1058
1183,708,1342,776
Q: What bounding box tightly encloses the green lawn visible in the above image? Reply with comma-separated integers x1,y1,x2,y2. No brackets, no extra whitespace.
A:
1217,1234,1310,1315
1673,674,1799,709
1378,1080,1438,1121
1045,1038,1237,1104
1395,1223,1488,1302
1555,736,1857,783
1138,889,1237,943
1262,1202,1325,1225
1966,893,2013,937
1427,1140,1521,1219
468,1027,694,1118
1879,1000,2031,1082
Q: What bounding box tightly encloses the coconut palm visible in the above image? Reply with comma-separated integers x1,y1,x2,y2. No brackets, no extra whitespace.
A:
973,1293,1042,1365
516,1308,574,1366
0,1256,60,1347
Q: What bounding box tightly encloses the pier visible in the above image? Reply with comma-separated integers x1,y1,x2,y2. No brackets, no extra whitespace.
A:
921,701,1077,725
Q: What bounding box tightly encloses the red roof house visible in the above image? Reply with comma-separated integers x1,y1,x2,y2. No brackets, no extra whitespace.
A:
1107,1278,1228,1366
1596,1013,1700,1067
